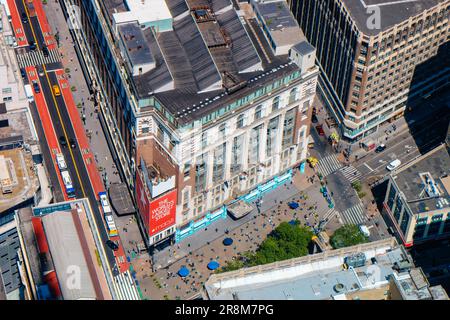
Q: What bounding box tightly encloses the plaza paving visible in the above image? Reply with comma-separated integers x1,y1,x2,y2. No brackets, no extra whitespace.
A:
134,166,342,300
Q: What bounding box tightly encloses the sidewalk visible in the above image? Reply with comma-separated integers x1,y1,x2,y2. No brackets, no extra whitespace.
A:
42,0,146,271
42,1,120,189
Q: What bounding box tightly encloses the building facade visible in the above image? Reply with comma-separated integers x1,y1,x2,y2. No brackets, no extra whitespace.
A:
382,144,450,247
288,0,450,143
63,0,319,246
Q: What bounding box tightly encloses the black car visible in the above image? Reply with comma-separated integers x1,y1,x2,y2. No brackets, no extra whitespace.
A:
32,81,40,93
59,135,67,147
106,240,119,251
69,138,76,149
20,69,26,79
21,13,28,24
375,144,386,153
42,45,49,57
29,40,36,51
311,114,318,123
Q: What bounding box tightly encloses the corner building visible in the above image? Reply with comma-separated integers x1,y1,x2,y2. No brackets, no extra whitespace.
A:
288,0,450,143
64,0,319,246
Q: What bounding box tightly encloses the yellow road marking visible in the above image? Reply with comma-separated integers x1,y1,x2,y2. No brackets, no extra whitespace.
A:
22,0,86,197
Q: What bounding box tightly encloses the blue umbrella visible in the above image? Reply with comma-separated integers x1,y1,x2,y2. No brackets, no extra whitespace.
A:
207,261,220,270
178,266,190,277
289,220,297,226
223,238,233,246
288,202,299,209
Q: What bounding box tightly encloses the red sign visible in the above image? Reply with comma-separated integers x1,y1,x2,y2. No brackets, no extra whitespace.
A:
136,173,176,236
149,189,177,236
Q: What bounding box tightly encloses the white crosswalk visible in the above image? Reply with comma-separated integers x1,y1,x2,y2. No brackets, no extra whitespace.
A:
16,49,61,68
341,203,367,225
322,207,339,222
339,165,363,183
316,154,343,176
114,270,141,300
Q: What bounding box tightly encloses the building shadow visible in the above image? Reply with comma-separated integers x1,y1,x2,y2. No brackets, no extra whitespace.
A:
403,41,450,155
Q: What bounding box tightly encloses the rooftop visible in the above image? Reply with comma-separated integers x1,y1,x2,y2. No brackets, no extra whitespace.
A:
393,144,450,214
0,224,22,298
204,237,448,300
103,0,311,126
341,0,443,35
41,210,97,300
252,0,304,48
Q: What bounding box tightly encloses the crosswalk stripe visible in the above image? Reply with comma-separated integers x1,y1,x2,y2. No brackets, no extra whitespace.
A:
16,49,61,68
317,154,343,176
341,203,366,226
339,165,362,183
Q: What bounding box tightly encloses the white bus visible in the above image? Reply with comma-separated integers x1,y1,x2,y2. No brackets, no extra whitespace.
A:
61,170,75,198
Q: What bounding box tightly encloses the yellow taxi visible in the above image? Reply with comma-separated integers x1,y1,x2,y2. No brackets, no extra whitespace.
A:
52,84,61,96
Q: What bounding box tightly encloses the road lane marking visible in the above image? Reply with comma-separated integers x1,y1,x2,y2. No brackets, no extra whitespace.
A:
364,163,374,172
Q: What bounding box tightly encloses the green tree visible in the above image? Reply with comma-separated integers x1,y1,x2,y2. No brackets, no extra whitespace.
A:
330,224,369,249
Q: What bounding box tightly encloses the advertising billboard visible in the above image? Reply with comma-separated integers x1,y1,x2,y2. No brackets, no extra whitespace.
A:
136,172,177,237
149,189,177,236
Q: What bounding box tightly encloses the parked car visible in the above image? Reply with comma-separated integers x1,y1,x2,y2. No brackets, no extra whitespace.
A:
21,12,28,24
375,144,386,153
315,124,325,136
69,138,76,149
311,114,318,123
42,45,49,57
59,135,67,147
32,81,40,93
29,40,36,51
386,159,401,171
20,68,26,79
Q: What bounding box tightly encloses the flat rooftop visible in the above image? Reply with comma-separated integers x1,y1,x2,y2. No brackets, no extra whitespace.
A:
341,0,443,35
0,226,22,298
102,0,308,125
393,144,450,214
252,0,304,47
205,238,405,300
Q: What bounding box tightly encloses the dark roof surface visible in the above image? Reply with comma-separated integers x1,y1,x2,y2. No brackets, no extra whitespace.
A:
394,145,450,214
0,228,22,295
341,0,443,35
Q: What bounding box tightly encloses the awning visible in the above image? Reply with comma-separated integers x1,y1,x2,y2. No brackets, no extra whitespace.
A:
207,261,220,270
223,238,233,246
178,266,190,277
288,202,299,209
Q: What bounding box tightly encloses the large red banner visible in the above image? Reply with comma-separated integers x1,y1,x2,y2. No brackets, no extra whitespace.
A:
136,173,176,236
149,189,177,236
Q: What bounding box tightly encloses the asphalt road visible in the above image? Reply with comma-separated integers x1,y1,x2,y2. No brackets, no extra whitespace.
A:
354,106,450,181
16,0,118,274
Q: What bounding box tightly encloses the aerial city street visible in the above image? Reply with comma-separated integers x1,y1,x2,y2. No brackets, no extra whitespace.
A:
0,0,449,306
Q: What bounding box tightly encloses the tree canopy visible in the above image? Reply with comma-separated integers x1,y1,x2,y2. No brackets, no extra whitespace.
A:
218,222,314,272
330,224,369,249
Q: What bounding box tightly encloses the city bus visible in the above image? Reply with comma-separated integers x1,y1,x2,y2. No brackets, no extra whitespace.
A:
99,192,118,237
61,170,75,198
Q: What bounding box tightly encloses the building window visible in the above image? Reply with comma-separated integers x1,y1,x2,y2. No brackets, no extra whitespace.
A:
289,88,298,104
231,134,244,174
195,153,207,193
236,114,244,128
282,108,296,148
254,105,262,121
213,143,226,183
201,132,208,149
249,124,263,165
266,116,279,157
272,96,280,112
183,162,190,178
218,123,226,138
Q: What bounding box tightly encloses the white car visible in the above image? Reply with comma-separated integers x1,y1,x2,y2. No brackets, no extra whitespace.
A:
359,225,370,237
387,159,401,171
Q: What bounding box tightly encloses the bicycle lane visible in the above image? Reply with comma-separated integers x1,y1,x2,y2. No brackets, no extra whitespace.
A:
6,0,28,47
32,0,57,49
26,65,68,201
55,68,130,273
